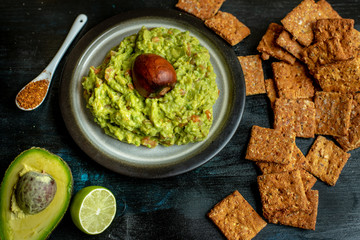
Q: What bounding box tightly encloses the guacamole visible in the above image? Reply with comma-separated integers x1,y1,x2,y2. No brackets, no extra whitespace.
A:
82,27,219,148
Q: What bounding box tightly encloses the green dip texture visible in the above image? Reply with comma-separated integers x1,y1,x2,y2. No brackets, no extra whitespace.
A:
82,27,219,148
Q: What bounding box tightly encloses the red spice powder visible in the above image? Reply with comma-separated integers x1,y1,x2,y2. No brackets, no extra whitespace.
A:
16,79,49,109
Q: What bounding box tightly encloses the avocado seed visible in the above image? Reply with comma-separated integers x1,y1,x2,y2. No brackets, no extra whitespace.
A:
15,171,57,214
132,53,177,98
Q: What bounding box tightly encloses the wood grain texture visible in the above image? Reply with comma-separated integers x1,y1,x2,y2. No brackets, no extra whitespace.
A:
1,0,360,239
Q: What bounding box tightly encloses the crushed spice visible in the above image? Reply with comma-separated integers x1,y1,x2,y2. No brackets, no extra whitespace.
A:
16,79,49,109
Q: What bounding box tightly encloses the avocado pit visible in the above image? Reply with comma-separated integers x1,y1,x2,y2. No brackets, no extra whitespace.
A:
15,171,57,215
132,53,177,98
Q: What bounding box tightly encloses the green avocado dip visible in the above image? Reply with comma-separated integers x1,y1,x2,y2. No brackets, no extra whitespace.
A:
82,27,219,148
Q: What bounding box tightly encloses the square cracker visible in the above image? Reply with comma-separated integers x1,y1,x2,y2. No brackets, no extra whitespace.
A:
276,30,304,60
304,136,351,186
205,11,250,46
313,57,360,93
238,55,265,96
266,190,319,230
245,125,296,164
272,61,315,99
314,91,352,137
302,37,356,73
265,78,277,108
175,0,225,20
336,93,360,152
257,23,296,64
313,19,359,60
314,18,354,42
208,190,267,240
281,0,322,47
256,145,305,174
257,163,317,192
274,98,316,138
256,146,316,191
258,170,311,217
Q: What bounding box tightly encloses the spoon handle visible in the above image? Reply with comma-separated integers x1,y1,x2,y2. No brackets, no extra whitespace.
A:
45,14,88,76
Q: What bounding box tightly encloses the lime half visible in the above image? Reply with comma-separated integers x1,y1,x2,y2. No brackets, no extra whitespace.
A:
70,186,116,235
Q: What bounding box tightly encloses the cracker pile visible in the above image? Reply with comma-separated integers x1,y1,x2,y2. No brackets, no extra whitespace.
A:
245,0,360,152
208,1,359,239
240,0,357,232
176,0,250,46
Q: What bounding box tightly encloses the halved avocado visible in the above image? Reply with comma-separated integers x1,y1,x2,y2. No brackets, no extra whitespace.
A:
0,147,73,240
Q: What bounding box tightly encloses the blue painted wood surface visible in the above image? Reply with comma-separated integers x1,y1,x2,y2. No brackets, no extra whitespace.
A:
1,0,360,239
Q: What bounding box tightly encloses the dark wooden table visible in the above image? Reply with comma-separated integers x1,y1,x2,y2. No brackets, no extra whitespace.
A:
1,0,360,239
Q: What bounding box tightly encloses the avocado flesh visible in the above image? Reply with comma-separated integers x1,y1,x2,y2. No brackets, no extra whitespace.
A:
0,148,73,240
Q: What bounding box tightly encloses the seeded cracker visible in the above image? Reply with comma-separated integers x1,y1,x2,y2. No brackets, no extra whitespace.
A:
274,98,315,138
314,91,352,137
281,0,322,47
245,125,295,164
238,55,265,96
314,18,354,43
257,163,316,192
266,190,319,230
272,61,315,99
304,136,350,186
208,190,267,240
256,146,316,191
335,93,360,152
256,145,303,173
258,170,311,218
175,0,225,20
205,11,250,46
276,30,304,60
313,57,360,93
302,37,356,73
303,18,357,73
257,23,296,64
265,79,277,108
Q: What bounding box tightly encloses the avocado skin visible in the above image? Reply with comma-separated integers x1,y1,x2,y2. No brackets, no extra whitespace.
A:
0,147,73,240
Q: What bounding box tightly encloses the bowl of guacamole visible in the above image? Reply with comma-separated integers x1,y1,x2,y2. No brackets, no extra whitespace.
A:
60,9,245,178
82,26,219,148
